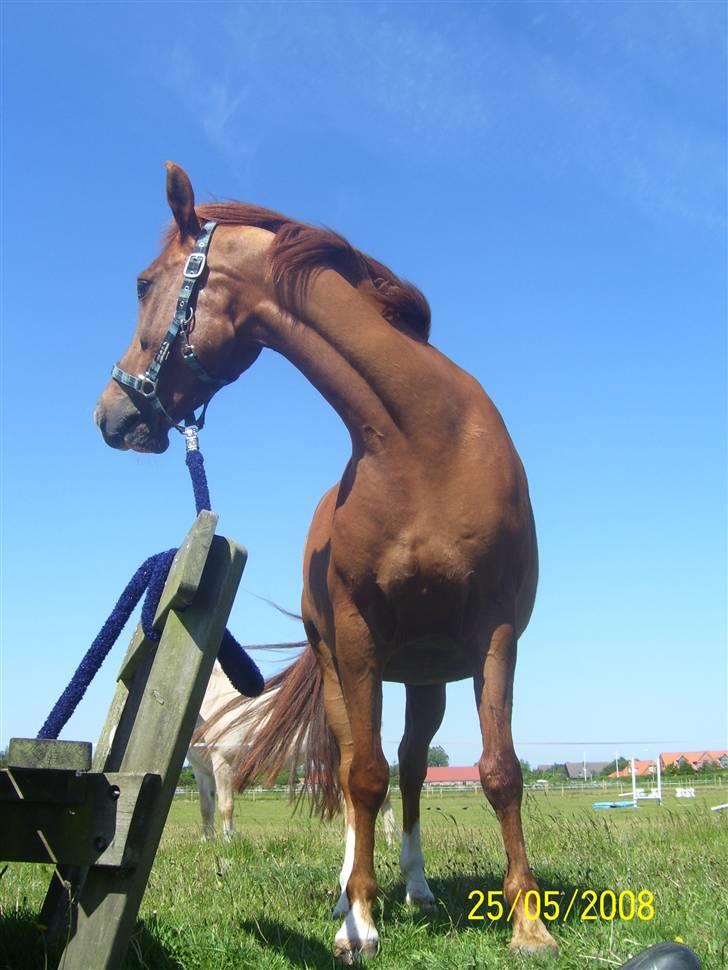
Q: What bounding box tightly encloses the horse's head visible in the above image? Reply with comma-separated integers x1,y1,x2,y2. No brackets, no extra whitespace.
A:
95,163,264,453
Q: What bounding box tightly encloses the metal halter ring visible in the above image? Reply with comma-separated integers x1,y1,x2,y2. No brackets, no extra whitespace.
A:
139,377,158,398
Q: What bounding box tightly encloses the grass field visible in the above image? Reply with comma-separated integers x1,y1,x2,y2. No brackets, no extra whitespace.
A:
1,788,726,969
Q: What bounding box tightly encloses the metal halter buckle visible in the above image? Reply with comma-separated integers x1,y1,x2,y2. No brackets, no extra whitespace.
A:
183,252,206,279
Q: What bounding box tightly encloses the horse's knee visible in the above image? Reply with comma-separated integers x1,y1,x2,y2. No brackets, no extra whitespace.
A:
346,871,378,907
349,754,389,813
479,753,522,811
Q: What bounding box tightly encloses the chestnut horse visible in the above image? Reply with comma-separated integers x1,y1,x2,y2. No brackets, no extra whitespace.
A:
95,162,557,961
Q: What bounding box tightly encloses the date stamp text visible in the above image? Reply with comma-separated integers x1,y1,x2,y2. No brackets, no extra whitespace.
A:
466,889,655,923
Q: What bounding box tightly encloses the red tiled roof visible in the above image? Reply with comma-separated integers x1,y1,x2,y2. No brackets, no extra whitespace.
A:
608,759,655,779
425,766,480,783
661,750,728,768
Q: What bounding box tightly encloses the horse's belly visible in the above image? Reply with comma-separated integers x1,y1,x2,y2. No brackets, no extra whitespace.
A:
383,636,475,684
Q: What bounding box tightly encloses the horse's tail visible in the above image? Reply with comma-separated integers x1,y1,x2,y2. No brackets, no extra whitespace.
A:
232,643,342,819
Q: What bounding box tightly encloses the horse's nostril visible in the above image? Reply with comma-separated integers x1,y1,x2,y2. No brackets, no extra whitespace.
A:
96,403,140,446
116,411,139,437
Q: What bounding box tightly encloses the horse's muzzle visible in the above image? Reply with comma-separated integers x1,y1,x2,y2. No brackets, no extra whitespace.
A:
94,392,169,453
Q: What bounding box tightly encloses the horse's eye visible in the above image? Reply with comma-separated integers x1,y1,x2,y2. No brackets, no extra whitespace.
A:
137,278,152,300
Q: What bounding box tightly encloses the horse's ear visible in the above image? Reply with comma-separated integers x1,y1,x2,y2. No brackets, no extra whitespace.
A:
166,161,201,241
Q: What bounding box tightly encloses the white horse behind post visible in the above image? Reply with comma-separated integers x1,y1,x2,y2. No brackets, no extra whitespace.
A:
188,663,399,854
187,662,261,839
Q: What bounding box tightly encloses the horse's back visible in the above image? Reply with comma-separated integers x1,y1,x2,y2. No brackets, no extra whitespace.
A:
198,662,240,723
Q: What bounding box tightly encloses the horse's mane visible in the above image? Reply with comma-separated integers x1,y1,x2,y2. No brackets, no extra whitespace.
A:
166,201,431,341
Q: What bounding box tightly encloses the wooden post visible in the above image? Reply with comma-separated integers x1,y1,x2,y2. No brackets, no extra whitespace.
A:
59,520,245,969
0,512,247,970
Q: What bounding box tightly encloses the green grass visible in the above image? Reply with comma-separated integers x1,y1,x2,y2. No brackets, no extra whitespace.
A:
2,789,727,969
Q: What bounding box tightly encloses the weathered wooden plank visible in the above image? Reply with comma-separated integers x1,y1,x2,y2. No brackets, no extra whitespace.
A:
151,510,218,633
8,739,91,772
116,623,154,687
97,634,158,774
59,534,245,970
37,519,220,948
0,772,158,867
38,636,156,949
38,767,160,948
0,767,87,805
99,771,161,869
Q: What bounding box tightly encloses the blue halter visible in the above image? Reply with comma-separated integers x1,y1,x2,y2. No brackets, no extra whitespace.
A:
111,220,229,432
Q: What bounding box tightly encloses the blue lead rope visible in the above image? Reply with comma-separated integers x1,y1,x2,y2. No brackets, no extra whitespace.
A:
38,439,263,741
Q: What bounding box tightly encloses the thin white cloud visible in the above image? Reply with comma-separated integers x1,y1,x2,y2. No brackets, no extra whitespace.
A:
156,1,725,229
202,82,245,147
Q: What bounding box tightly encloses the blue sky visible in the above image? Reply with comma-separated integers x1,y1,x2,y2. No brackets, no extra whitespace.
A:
1,1,725,772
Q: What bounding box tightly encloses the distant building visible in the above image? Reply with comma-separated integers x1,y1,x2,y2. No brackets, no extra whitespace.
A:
424,766,480,784
660,750,728,771
606,751,728,778
608,759,656,779
563,761,610,781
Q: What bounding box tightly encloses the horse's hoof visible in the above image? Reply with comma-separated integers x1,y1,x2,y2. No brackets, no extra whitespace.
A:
334,940,379,964
509,916,559,957
335,901,379,961
405,890,436,911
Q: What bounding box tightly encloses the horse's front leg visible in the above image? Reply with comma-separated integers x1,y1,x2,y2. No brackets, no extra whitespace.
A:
398,683,446,909
475,619,558,955
333,615,388,964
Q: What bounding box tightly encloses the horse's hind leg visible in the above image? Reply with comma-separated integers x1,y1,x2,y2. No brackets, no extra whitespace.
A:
398,683,446,909
475,620,558,954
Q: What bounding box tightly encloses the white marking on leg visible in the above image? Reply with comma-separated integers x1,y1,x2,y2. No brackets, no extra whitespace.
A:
400,822,435,909
334,899,379,955
332,824,355,918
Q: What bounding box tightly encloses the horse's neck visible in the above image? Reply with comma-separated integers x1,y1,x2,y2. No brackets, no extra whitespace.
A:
258,268,430,452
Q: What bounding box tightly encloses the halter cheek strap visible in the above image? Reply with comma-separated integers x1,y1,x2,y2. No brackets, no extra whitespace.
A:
111,220,230,432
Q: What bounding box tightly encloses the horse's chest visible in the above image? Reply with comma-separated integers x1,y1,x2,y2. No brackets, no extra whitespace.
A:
375,533,471,594
337,529,482,644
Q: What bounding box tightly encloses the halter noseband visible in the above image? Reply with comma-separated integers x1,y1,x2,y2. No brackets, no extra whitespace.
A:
111,220,230,433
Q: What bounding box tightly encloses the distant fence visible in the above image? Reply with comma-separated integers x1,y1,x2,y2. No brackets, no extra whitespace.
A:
174,785,293,800
174,775,725,800
411,777,725,797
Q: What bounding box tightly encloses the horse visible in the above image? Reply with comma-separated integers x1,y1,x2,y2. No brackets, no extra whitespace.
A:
189,661,399,872
95,161,558,961
188,660,259,841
